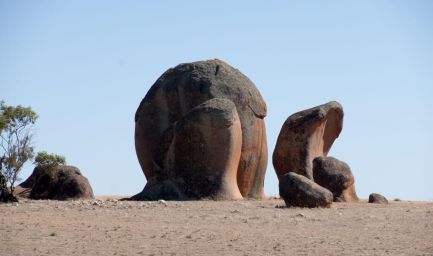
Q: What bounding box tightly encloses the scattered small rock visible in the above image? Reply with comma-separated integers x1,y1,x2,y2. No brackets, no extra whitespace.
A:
158,200,168,206
92,201,102,206
295,213,306,218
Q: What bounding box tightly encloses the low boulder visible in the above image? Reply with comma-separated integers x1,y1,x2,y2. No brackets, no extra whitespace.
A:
368,193,388,204
273,101,344,180
313,156,358,202
18,165,94,200
279,172,333,208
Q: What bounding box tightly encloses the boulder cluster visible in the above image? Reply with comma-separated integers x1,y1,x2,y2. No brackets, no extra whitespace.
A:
273,102,358,207
3,59,390,206
133,59,384,207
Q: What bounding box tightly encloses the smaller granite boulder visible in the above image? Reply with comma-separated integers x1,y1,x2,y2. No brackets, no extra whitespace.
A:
368,193,388,204
313,156,358,202
279,172,333,208
24,165,94,200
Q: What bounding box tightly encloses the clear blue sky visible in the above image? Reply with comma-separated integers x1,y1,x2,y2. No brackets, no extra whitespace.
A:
1,1,432,200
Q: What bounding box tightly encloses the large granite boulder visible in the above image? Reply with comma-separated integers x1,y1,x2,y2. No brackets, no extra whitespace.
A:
273,101,343,180
16,165,94,200
313,156,358,202
133,98,243,200
134,59,268,199
279,172,333,208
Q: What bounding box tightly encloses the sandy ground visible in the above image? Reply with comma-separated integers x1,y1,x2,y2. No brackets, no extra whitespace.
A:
1,197,433,256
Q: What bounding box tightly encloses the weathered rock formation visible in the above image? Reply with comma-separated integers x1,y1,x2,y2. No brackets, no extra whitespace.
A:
279,172,333,208
273,101,343,180
134,98,243,200
368,193,388,204
274,101,361,207
16,165,94,200
134,59,268,200
313,156,358,202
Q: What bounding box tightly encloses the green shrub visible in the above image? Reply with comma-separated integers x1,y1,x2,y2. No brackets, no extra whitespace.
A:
34,151,66,167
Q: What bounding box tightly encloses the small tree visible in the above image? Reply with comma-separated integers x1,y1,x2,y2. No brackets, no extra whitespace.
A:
0,101,38,196
34,151,66,167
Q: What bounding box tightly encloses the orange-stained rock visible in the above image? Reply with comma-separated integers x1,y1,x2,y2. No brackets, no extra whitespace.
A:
167,98,243,199
273,101,344,180
134,59,268,199
133,98,243,200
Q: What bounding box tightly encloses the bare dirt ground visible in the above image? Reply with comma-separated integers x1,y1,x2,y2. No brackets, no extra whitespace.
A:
1,197,433,256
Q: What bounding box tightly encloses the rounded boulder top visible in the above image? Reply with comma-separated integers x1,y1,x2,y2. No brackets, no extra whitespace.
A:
134,59,268,199
135,59,267,122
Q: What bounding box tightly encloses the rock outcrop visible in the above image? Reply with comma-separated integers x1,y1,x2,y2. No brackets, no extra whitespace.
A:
16,165,94,200
279,172,333,208
368,193,388,204
134,98,243,200
273,101,343,180
134,59,268,200
313,156,358,202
